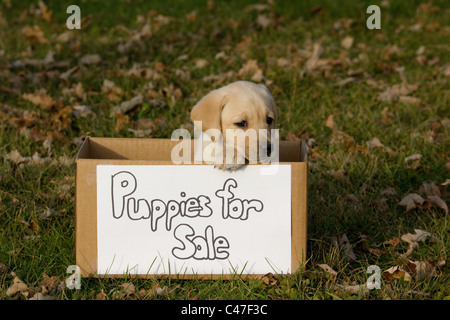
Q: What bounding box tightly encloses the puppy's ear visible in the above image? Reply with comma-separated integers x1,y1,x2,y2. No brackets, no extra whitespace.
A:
258,83,277,119
191,89,228,132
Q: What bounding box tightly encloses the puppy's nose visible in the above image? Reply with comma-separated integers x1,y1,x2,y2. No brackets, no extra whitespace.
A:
266,143,272,156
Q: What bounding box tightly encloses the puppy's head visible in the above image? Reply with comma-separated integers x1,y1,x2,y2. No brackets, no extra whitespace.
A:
191,81,276,163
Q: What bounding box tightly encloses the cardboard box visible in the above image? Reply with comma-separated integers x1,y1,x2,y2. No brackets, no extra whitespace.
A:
75,137,307,279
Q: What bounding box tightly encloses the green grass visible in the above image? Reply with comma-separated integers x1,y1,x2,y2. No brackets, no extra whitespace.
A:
0,0,449,300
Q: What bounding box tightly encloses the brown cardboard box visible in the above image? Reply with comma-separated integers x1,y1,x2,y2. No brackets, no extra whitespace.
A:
75,137,307,279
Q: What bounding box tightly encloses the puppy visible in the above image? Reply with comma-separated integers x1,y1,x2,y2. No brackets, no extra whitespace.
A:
191,81,277,170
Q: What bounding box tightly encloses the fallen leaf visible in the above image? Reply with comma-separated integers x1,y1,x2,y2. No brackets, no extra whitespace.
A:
332,233,357,261
325,115,339,131
38,0,53,22
401,229,436,244
112,95,144,115
381,187,397,196
0,263,7,274
194,58,208,69
335,283,368,295
426,195,448,214
399,193,425,212
366,137,384,148
256,14,272,29
399,96,421,105
6,275,35,297
304,43,324,73
22,25,48,43
400,229,436,258
96,290,107,300
404,153,422,169
28,292,55,300
72,105,94,119
383,266,411,282
115,113,129,131
39,207,58,220
79,54,101,65
405,260,446,281
120,283,135,296
378,83,419,103
39,273,60,293
22,92,55,109
341,36,354,49
419,182,441,197
144,283,176,298
102,79,124,103
238,59,264,82
383,237,401,247
260,272,278,286
317,264,338,277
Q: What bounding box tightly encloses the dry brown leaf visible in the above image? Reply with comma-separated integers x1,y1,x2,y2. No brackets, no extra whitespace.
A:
96,290,107,300
399,96,421,105
341,36,354,49
112,95,144,115
402,229,435,244
6,275,35,297
304,43,328,73
317,264,338,277
260,272,278,286
194,58,208,69
405,260,446,281
400,229,436,258
399,193,425,212
419,182,441,197
335,283,368,295
120,283,135,296
22,92,55,109
38,0,53,22
426,195,448,214
383,237,401,247
79,54,101,65
102,79,124,103
404,153,422,169
332,233,357,261
285,131,301,141
22,25,48,43
325,115,339,131
383,266,411,282
256,14,272,29
72,105,93,119
115,113,129,131
378,83,419,103
381,187,397,196
144,283,176,298
0,262,7,274
40,273,60,293
28,292,54,300
238,59,264,82
366,137,384,149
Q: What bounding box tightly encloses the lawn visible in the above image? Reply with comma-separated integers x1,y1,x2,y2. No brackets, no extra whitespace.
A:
0,0,448,300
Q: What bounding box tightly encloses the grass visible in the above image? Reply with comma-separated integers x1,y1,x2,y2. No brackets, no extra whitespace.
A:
0,0,449,300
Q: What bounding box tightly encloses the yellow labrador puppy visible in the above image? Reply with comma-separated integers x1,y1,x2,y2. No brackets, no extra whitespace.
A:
191,81,277,170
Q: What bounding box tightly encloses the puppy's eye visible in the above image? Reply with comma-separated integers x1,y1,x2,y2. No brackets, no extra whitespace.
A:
266,117,273,125
235,120,247,127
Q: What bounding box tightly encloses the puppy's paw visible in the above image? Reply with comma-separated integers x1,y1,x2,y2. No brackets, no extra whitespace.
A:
213,152,245,171
214,161,244,171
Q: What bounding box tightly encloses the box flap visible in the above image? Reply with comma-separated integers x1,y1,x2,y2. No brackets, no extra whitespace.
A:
76,137,308,163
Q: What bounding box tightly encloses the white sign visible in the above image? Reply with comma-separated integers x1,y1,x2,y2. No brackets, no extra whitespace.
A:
96,165,292,276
